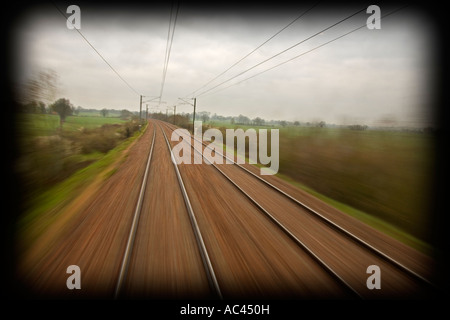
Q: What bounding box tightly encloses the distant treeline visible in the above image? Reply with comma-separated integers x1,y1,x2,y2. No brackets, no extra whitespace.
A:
19,99,434,133
18,99,138,120
195,112,434,133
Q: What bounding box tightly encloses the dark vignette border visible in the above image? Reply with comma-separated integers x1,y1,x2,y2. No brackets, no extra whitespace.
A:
2,0,448,312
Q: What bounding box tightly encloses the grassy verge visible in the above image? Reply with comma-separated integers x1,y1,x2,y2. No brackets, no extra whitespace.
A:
275,173,433,255
18,121,148,235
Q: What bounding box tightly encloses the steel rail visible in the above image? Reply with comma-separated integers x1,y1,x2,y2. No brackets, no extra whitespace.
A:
114,123,156,299
158,122,223,299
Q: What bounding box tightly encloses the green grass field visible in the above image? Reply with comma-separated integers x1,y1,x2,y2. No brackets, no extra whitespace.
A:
17,113,125,137
205,121,436,253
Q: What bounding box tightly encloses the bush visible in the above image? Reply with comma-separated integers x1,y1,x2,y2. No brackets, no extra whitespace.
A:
118,120,140,138
16,117,147,206
78,124,121,154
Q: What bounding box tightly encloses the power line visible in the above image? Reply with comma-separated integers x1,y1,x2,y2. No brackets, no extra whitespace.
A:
159,1,180,104
202,5,409,98
185,1,321,98
52,2,140,96
195,7,366,98
160,2,175,101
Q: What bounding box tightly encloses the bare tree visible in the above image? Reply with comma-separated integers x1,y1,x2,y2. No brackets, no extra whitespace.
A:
23,69,59,105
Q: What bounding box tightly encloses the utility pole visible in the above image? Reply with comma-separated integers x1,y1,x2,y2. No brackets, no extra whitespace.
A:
140,95,160,121
193,98,196,133
146,104,148,121
139,95,142,120
173,105,176,125
177,97,197,133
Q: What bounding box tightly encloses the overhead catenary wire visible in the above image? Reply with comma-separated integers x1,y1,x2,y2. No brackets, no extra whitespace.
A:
202,5,409,98
194,7,367,98
51,1,141,96
185,1,321,99
159,1,180,105
162,3,175,88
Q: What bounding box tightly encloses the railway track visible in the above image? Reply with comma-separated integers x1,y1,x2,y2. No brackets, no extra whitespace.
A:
114,121,156,297
110,119,436,299
162,121,360,298
114,120,352,298
158,122,222,298
22,119,437,299
113,121,215,299
159,120,437,299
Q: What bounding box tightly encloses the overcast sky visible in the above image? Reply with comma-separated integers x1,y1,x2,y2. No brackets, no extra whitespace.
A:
11,1,438,127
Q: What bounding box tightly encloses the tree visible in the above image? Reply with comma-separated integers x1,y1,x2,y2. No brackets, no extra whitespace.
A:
348,124,368,131
280,120,287,127
50,98,73,127
293,121,300,126
74,106,82,116
38,101,46,114
22,100,46,114
197,111,210,123
101,108,109,117
201,113,210,122
120,109,134,120
253,117,264,126
237,114,250,125
317,121,326,128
